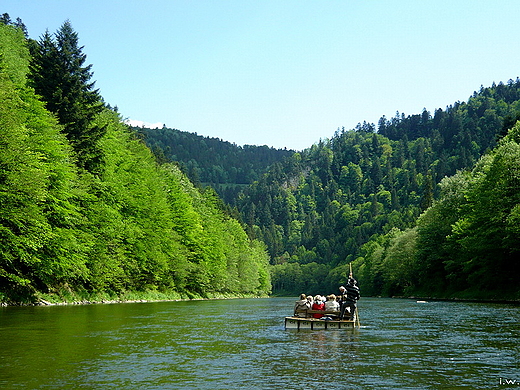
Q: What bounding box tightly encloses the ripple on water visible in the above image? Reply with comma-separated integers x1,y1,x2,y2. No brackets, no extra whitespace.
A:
1,297,520,389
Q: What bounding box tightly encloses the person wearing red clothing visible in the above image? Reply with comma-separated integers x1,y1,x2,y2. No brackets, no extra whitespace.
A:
311,295,325,318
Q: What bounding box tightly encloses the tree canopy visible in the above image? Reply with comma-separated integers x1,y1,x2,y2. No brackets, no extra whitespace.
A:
28,20,106,173
142,77,520,300
0,19,270,303
215,82,520,299
2,14,519,302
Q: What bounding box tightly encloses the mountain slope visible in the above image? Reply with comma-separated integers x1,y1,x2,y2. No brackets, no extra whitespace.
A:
136,126,294,203
237,79,520,297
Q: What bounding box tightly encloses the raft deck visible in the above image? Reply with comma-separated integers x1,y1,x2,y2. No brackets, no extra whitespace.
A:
284,309,357,330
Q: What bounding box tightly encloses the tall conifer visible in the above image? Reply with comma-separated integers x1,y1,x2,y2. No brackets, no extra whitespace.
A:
29,20,105,173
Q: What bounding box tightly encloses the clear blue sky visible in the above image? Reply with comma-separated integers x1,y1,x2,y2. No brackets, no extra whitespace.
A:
3,1,520,150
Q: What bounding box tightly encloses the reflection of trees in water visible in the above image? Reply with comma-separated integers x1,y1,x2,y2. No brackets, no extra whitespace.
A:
307,330,360,367
265,329,361,383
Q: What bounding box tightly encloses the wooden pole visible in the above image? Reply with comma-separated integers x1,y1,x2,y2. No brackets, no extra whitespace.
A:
350,262,361,328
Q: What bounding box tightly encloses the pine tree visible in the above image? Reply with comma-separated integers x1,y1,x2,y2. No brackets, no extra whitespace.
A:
0,13,11,25
0,13,27,37
29,20,105,173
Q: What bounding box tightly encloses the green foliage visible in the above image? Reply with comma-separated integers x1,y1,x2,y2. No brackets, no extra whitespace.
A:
450,135,520,289
233,80,520,298
0,23,88,300
0,13,27,37
0,22,271,303
399,122,520,298
379,228,418,295
28,21,105,173
413,172,471,292
0,23,29,84
137,126,293,203
4,16,519,302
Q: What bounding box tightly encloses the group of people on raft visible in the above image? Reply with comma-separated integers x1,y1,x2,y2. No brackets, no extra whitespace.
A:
294,276,360,321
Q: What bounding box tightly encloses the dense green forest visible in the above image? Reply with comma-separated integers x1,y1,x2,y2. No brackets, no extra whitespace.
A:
142,74,520,299
136,126,293,203
232,83,520,299
0,18,270,303
2,14,519,303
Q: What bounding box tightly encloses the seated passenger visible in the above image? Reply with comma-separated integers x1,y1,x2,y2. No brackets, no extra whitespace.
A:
325,294,340,312
294,293,310,317
311,295,325,318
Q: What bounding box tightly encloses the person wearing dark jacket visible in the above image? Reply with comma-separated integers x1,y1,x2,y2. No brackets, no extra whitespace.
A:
340,278,360,320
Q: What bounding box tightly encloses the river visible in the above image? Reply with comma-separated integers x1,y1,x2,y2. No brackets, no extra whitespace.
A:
1,297,519,389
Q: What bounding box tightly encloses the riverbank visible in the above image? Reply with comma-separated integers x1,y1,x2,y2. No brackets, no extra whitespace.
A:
366,284,515,304
392,288,520,304
401,296,520,305
272,291,520,304
0,290,269,307
4,288,518,307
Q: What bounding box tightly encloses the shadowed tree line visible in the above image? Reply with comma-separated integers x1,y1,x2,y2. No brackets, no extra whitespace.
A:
232,81,520,299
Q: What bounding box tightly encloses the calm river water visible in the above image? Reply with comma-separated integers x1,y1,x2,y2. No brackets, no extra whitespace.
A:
1,297,519,389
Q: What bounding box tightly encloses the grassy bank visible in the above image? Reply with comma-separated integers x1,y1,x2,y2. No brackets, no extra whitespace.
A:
0,289,269,306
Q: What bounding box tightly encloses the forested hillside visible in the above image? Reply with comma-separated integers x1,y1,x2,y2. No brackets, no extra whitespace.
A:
236,81,520,299
0,18,270,303
136,126,293,203
139,62,520,300
2,14,518,303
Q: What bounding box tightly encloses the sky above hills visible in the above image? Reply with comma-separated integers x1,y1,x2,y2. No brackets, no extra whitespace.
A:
3,1,520,150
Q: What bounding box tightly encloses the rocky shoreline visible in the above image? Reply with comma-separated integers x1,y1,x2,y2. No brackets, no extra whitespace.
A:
1,299,178,307
0,294,265,307
3,296,519,307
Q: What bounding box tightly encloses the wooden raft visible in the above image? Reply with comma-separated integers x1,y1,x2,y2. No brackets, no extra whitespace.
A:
284,308,356,330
